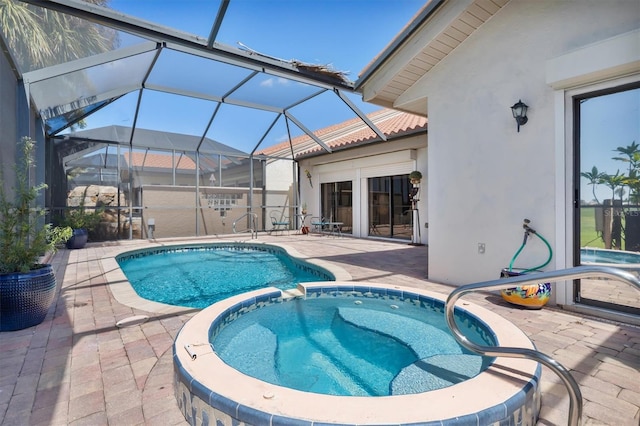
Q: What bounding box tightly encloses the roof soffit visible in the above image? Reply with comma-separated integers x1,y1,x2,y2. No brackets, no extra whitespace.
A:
358,0,509,115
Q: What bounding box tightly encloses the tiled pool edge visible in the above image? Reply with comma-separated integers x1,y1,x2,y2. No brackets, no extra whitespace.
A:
173,283,542,426
99,239,352,314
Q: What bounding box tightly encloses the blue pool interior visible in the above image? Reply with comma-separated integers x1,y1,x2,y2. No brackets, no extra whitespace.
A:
580,247,640,264
210,287,497,397
116,243,334,308
174,284,542,426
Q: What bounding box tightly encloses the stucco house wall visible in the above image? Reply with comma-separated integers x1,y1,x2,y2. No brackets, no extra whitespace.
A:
263,159,295,227
299,134,427,242
139,186,264,238
399,1,639,294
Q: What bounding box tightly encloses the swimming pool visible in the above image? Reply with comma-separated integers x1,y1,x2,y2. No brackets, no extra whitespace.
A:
174,283,541,425
116,242,335,308
581,247,640,265
212,295,495,397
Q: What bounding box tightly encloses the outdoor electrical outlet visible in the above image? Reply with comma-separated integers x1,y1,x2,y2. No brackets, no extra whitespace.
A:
478,243,486,254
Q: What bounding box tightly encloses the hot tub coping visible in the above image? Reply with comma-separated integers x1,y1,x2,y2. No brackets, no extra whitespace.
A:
174,282,541,425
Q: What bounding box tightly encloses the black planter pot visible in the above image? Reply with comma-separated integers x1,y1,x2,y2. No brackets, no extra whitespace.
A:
66,228,88,249
0,264,57,331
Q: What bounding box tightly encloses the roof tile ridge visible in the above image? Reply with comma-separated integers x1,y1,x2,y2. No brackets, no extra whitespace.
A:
259,108,394,155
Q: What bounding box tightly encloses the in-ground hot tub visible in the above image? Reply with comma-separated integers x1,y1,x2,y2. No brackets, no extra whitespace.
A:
174,283,541,425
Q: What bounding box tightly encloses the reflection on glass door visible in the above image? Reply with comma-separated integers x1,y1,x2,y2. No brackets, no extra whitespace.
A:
320,181,352,234
575,84,640,315
368,175,412,240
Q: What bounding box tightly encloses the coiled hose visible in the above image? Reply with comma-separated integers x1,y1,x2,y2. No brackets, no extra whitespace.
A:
508,220,553,273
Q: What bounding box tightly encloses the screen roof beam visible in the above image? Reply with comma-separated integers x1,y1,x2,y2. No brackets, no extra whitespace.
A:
21,0,356,91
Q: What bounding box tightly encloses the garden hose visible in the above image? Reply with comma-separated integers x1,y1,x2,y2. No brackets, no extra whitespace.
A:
508,220,553,274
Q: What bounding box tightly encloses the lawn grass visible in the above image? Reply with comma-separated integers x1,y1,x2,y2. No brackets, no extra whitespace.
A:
580,207,604,248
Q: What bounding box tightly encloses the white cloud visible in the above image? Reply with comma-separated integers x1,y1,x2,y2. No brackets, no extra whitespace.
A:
260,78,274,88
259,77,291,88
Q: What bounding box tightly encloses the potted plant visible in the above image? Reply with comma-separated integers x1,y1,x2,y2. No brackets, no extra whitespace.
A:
58,199,102,249
301,202,308,215
409,170,422,185
0,137,72,331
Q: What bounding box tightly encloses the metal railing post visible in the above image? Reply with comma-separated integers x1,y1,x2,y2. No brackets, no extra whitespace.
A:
232,212,258,239
444,265,640,426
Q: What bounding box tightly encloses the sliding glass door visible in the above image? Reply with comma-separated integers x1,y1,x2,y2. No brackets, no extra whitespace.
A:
575,83,640,315
368,175,412,240
320,181,352,234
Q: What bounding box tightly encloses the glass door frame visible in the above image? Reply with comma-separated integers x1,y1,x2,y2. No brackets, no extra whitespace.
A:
573,81,640,315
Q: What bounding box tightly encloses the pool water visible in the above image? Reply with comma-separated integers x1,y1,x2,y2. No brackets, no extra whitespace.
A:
212,296,494,396
581,247,640,264
117,247,329,308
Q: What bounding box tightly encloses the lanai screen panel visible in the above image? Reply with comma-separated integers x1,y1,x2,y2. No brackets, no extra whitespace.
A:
145,47,255,101
11,0,383,159
133,91,216,150
27,48,157,124
4,0,389,240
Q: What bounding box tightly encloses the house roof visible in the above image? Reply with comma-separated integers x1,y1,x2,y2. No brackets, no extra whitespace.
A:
356,0,509,114
125,151,196,171
258,108,427,159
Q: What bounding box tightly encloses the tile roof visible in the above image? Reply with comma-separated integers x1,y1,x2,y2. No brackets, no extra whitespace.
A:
123,151,238,172
258,108,427,158
124,151,196,170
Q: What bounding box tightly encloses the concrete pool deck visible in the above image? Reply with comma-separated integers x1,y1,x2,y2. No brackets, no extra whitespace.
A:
0,234,638,425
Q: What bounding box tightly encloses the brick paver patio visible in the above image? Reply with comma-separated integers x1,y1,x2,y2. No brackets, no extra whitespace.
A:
0,234,638,425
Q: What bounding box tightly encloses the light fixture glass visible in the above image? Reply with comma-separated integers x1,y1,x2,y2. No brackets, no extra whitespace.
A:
510,99,529,132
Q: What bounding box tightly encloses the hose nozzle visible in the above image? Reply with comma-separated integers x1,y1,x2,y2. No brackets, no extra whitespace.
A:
523,218,537,234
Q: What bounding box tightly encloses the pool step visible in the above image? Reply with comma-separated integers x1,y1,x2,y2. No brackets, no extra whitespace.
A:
391,354,484,394
279,327,397,396
337,307,486,395
214,323,279,384
216,320,386,396
337,307,462,358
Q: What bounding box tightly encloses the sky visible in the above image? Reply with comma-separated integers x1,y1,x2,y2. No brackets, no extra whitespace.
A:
109,0,425,82
580,87,640,203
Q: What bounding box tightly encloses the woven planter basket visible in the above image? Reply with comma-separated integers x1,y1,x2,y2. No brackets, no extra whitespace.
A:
0,265,57,331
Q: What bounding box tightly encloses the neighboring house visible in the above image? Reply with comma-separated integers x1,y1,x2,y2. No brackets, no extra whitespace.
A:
356,0,639,318
55,126,267,238
260,108,427,243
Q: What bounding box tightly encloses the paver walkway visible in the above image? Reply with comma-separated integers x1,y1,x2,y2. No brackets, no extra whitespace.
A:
0,234,638,425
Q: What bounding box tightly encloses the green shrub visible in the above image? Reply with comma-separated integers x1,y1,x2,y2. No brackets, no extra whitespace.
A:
0,137,71,273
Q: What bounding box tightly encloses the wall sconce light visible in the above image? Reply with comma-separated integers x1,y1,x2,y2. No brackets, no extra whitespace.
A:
510,99,528,132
